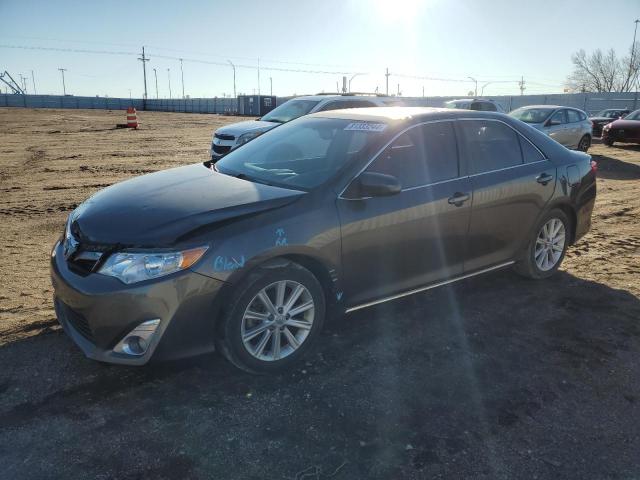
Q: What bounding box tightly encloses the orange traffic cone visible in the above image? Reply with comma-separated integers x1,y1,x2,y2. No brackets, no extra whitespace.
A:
126,107,138,129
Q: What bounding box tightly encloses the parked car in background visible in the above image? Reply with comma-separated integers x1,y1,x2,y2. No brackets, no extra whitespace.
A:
443,98,505,112
209,94,392,160
602,109,640,146
509,105,592,152
52,107,596,373
589,109,631,137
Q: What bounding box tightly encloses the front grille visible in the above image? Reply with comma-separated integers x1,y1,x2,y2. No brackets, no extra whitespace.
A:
57,300,94,342
212,144,232,155
214,133,235,141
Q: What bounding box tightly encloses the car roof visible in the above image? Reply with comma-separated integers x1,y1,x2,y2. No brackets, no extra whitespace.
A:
290,95,391,102
446,98,495,103
310,106,505,123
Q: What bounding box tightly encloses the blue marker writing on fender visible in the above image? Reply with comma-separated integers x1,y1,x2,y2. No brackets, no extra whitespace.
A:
336,291,343,301
275,228,288,246
214,255,246,271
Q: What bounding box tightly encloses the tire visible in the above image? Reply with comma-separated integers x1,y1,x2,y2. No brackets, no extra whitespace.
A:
577,134,591,152
603,138,614,147
514,209,571,280
217,261,325,374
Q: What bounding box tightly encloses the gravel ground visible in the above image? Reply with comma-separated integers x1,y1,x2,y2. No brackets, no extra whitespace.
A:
0,108,639,479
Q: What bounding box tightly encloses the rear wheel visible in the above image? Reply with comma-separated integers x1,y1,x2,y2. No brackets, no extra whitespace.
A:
515,209,570,279
577,134,591,152
603,137,614,147
218,261,325,374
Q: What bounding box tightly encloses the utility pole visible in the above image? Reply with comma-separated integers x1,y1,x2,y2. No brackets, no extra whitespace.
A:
58,68,67,95
422,85,425,97
179,58,185,98
467,76,477,96
227,60,236,98
270,76,273,96
519,75,526,95
627,19,640,91
167,68,172,99
18,74,26,94
153,68,158,99
138,46,149,108
385,67,390,96
257,57,260,96
31,70,36,95
397,83,401,96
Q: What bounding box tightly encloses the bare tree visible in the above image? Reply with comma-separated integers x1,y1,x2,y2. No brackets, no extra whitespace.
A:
566,43,640,92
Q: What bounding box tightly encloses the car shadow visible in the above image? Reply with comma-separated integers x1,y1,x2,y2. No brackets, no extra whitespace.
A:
589,152,640,180
1,267,640,478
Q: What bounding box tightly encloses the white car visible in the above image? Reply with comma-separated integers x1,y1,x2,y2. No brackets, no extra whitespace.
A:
444,98,506,113
210,94,395,160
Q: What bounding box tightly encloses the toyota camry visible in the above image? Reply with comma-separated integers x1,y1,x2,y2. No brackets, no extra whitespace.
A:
51,107,596,373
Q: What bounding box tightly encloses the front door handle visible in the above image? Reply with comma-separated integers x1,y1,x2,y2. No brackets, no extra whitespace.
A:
448,192,470,206
536,173,554,185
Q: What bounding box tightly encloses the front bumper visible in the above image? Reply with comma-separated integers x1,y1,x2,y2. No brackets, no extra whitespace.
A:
51,241,226,365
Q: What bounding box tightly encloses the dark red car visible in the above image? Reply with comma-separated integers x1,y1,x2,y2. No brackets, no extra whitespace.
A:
602,109,640,146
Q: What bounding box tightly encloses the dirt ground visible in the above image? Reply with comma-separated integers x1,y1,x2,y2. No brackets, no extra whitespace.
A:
1,108,639,479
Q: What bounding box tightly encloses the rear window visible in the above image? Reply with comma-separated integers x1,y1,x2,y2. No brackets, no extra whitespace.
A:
458,120,523,174
567,110,581,123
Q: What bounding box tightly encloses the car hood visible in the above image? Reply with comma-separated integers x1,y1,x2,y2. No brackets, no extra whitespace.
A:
215,120,279,137
606,119,640,130
71,163,304,246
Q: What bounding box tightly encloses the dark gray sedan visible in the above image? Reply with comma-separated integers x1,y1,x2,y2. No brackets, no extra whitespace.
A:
51,108,596,373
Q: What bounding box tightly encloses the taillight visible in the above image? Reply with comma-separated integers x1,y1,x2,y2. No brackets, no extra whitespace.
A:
590,160,598,173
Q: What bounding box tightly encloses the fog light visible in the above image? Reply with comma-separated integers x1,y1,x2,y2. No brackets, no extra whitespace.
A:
113,319,160,356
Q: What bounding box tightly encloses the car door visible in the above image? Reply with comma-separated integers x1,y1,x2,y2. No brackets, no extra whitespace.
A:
545,109,570,146
337,121,472,306
565,109,583,148
457,119,557,272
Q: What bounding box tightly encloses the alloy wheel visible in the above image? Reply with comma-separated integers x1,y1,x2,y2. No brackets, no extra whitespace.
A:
534,218,566,271
578,136,590,152
241,280,315,361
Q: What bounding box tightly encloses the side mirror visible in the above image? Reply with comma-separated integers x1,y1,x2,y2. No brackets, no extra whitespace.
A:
353,172,402,198
546,119,560,127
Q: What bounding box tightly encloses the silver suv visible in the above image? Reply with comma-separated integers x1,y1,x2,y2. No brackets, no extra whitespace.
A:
444,98,506,112
509,105,592,152
210,94,394,160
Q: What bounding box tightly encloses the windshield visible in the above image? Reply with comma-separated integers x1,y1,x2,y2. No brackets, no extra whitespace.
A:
216,117,389,190
510,107,554,124
260,99,320,123
624,110,640,120
444,101,469,109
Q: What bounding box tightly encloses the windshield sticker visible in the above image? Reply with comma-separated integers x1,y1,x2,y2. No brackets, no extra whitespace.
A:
344,122,387,132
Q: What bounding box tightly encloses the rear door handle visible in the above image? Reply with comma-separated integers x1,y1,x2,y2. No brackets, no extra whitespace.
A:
448,192,470,206
536,173,554,185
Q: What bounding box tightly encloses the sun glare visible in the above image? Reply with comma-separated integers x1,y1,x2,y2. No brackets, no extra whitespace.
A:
371,0,428,24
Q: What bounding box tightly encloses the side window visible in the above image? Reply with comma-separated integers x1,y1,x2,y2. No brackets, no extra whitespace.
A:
458,120,523,174
471,101,497,112
549,110,566,125
567,110,581,123
366,122,458,188
579,111,587,121
519,136,545,163
317,102,341,112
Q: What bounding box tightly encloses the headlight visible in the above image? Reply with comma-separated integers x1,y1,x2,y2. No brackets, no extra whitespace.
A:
99,246,208,284
236,130,263,147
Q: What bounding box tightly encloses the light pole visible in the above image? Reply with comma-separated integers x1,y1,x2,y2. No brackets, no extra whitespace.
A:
153,68,158,99
58,68,67,95
481,82,493,96
348,73,363,93
179,58,185,98
227,60,236,98
467,76,477,97
167,68,172,99
628,19,640,91
270,76,273,96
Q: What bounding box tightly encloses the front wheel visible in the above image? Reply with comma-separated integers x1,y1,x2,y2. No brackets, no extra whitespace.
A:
603,137,614,147
218,261,325,374
515,209,570,279
577,134,591,152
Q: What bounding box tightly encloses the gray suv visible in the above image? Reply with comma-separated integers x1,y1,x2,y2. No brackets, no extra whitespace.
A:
510,105,592,152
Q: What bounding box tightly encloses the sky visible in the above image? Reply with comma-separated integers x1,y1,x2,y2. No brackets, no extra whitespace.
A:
1,0,639,99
